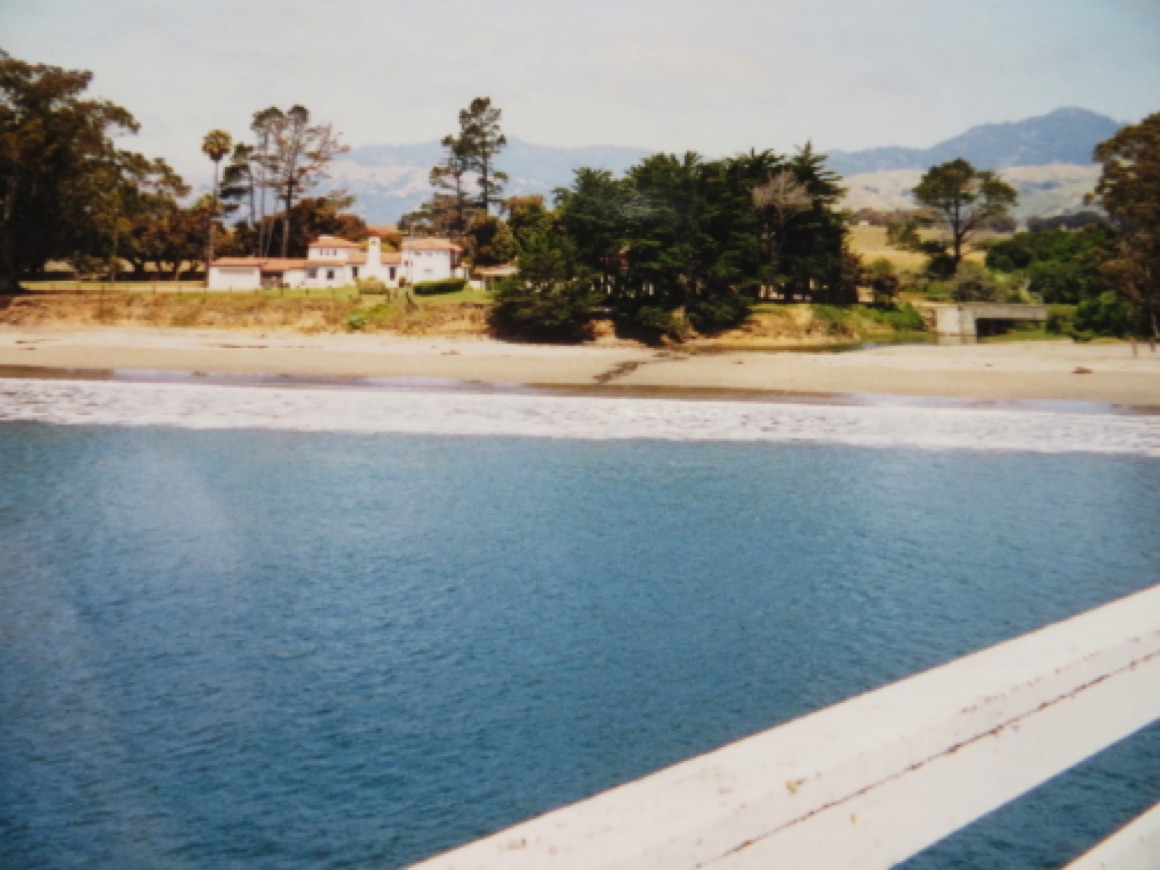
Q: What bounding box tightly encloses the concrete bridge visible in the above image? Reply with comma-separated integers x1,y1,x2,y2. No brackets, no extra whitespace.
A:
408,584,1160,869
935,303,1049,339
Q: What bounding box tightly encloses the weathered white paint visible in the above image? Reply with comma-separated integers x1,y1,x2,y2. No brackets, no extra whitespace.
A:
207,265,261,290
1064,802,1160,870
408,583,1160,870
207,235,444,290
402,240,464,286
935,303,1049,337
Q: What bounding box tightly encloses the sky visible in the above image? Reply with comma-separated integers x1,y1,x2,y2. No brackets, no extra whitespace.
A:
3,0,1159,180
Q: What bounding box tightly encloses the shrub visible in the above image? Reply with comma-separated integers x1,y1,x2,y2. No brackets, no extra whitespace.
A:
489,278,596,342
413,278,467,296
355,276,387,295
630,305,684,339
866,259,901,303
346,311,367,331
950,266,998,303
688,291,751,333
874,302,926,332
1027,260,1100,305
810,305,856,336
1046,304,1077,334
1072,292,1136,338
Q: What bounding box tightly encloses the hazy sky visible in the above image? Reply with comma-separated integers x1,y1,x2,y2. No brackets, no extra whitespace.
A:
3,0,1159,179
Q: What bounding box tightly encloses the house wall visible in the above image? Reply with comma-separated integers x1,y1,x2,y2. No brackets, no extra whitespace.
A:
209,266,261,290
307,245,354,262
301,265,355,289
404,250,454,284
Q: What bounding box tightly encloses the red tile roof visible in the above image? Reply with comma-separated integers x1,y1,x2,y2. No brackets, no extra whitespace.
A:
309,236,361,249
211,258,262,268
403,238,463,252
211,257,308,272
260,259,309,272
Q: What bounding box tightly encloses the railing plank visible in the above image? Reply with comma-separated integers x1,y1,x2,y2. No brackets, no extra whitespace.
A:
408,584,1160,869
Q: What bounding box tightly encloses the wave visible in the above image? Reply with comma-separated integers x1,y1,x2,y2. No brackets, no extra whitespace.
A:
1,378,1158,456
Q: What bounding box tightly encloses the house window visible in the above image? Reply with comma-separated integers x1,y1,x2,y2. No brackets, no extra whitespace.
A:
352,267,359,278
389,267,396,280
307,268,317,278
327,270,335,280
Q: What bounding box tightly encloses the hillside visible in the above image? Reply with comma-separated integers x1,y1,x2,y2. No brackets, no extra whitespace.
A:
330,108,1120,224
331,138,650,224
827,107,1121,175
843,163,1103,220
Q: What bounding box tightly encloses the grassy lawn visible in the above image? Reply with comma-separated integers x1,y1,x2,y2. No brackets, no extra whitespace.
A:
14,281,495,307
410,288,493,305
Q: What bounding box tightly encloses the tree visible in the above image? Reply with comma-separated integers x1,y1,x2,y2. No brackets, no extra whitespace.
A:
504,194,552,247
219,143,255,224
260,105,348,258
249,107,284,257
0,51,156,291
201,129,232,272
430,134,473,236
259,193,367,259
1089,112,1160,345
465,214,517,267
555,167,634,293
910,159,1017,274
753,169,811,269
456,97,508,215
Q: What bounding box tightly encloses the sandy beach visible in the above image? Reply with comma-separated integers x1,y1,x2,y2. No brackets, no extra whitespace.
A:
1,325,1158,406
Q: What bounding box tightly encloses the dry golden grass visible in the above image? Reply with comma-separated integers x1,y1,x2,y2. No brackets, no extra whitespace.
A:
848,225,1008,271
0,292,491,336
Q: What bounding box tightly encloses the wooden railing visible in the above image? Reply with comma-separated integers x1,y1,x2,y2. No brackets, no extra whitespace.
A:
408,584,1160,869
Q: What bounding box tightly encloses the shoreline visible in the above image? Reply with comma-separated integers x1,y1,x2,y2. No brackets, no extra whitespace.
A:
2,325,1159,408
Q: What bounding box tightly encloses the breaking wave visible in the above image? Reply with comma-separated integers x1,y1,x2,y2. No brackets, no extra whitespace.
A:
1,377,1158,456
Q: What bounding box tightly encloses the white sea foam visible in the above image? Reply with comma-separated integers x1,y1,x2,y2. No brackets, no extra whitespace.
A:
1,377,1158,456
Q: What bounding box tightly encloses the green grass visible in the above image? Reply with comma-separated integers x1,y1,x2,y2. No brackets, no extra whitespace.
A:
408,288,493,305
749,302,794,315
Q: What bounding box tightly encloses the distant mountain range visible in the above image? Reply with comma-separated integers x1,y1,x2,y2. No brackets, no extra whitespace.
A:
329,107,1122,224
825,107,1121,175
330,139,651,225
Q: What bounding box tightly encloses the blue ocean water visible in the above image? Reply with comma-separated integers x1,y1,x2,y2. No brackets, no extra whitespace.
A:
1,395,1159,868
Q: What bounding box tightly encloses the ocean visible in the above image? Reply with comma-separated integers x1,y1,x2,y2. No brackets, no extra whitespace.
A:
1,378,1158,868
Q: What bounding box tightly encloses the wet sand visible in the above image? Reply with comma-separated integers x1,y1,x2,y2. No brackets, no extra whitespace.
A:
1,326,1158,406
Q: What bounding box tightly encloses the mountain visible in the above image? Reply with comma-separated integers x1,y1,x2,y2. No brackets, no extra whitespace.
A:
330,138,651,225
826,107,1121,175
330,108,1121,224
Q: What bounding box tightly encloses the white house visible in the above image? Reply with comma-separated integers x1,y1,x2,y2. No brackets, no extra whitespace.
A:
207,234,463,291
401,237,463,285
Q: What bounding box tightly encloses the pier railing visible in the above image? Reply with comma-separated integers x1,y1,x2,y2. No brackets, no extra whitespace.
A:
408,584,1160,869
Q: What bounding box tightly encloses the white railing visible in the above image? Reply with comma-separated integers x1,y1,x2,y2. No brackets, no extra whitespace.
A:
408,584,1160,869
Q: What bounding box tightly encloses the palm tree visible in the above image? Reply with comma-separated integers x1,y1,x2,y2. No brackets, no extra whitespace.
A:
201,129,233,281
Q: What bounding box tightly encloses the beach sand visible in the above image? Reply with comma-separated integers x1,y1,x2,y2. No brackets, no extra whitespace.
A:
1,326,1158,406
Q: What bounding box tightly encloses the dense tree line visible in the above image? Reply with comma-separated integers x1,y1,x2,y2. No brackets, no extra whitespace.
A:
492,145,855,340
0,50,201,287
1089,112,1160,345
3,47,1156,346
